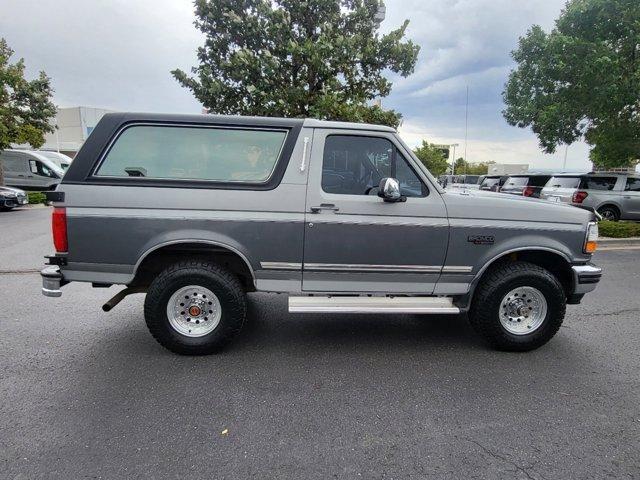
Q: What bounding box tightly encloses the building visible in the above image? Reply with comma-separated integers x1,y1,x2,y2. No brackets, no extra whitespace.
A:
41,106,114,157
487,163,529,175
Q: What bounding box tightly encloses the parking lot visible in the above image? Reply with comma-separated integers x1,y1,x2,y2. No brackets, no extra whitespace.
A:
1,206,639,479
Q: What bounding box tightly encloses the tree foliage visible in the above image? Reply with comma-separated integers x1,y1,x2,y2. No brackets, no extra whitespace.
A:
413,140,450,176
503,0,640,168
452,157,493,175
173,0,419,128
0,38,56,184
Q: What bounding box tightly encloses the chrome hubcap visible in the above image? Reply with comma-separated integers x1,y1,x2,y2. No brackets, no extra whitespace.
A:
499,286,547,335
166,285,221,337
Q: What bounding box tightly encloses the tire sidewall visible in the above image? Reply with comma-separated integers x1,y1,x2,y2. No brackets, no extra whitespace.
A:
148,269,244,351
471,266,566,350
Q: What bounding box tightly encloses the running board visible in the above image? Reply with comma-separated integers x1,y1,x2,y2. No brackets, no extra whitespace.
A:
288,296,460,314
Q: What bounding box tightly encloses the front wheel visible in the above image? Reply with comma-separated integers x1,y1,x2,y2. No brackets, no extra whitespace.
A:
468,261,566,351
144,259,247,355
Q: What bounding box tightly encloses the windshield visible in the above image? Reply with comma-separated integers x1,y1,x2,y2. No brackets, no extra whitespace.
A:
546,176,581,188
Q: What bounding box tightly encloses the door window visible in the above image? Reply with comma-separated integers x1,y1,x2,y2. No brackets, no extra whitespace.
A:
321,135,427,197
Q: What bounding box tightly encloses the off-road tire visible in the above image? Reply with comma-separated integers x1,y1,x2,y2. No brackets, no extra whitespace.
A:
469,261,566,351
144,259,246,355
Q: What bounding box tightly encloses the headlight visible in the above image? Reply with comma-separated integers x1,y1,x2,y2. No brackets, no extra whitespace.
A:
584,222,598,254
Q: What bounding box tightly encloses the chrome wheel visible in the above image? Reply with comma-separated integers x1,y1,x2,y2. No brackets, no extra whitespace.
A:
499,286,547,335
166,285,222,337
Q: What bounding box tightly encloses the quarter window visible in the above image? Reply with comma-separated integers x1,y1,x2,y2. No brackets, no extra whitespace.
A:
580,176,617,191
625,177,640,192
321,135,427,197
96,125,287,182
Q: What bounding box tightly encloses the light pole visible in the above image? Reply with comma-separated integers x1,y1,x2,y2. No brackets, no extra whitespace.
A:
450,143,459,174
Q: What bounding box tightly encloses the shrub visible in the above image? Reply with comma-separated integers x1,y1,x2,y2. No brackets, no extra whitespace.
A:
27,191,47,204
598,220,640,238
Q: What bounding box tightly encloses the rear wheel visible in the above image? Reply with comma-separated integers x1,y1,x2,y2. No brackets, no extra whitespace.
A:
144,259,246,355
597,205,620,221
469,261,566,351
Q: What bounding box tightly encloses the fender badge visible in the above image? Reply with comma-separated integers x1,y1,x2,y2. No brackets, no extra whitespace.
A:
468,235,494,245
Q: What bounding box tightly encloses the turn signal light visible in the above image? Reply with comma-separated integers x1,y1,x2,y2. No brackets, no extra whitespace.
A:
52,207,68,253
584,222,598,254
572,190,588,203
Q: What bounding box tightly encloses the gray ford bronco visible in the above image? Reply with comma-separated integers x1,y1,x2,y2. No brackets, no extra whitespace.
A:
41,113,602,354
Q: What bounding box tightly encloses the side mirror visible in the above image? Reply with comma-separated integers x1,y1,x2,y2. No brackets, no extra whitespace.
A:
377,177,406,203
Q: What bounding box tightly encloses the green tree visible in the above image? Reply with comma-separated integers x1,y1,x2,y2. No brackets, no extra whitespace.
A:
173,0,419,128
503,0,640,169
413,140,450,176
0,38,56,185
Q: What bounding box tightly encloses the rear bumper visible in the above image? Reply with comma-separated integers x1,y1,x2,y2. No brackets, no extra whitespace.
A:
572,263,602,295
41,266,64,297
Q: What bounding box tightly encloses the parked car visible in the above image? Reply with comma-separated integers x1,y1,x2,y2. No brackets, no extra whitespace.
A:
0,149,65,190
41,112,601,355
35,150,73,170
500,174,552,198
540,173,640,221
479,175,508,192
0,185,28,211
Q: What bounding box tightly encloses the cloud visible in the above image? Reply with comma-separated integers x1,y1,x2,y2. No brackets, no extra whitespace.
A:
0,0,596,169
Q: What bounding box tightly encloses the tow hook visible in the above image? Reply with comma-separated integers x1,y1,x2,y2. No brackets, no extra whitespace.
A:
102,286,147,312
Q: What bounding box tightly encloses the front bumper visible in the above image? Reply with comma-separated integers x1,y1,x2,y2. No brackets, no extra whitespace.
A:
41,266,64,297
572,263,602,295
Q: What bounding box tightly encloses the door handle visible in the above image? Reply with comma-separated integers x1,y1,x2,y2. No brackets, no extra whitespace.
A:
624,196,631,199
310,203,340,213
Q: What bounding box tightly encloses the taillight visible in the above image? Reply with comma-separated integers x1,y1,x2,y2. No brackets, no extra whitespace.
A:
572,191,588,203
584,222,598,253
522,186,535,197
52,207,68,252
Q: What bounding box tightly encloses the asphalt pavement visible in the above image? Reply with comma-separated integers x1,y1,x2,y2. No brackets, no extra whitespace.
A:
1,207,639,479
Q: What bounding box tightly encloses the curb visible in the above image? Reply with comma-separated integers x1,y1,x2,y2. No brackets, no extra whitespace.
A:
599,237,640,249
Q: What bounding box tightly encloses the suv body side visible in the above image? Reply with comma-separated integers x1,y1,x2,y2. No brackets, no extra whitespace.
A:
49,113,595,304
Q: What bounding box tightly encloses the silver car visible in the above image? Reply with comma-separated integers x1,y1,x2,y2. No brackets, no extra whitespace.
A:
540,173,640,221
40,112,602,355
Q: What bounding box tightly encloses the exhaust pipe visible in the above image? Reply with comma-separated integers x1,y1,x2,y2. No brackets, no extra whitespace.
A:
102,286,147,312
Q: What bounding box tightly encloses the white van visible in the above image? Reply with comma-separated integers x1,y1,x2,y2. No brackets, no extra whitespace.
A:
0,150,65,190
35,150,73,171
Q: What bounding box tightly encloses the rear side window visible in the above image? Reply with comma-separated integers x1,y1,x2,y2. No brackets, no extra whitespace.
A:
481,177,500,187
579,176,617,191
96,125,287,182
546,176,581,188
625,177,640,192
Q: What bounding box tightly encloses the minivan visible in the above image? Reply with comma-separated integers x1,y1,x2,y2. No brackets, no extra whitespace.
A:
0,150,65,190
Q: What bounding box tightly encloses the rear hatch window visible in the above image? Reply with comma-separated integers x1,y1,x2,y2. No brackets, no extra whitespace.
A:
504,176,528,187
546,176,581,188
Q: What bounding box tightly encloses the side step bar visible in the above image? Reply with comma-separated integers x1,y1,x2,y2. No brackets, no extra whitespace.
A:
288,296,460,314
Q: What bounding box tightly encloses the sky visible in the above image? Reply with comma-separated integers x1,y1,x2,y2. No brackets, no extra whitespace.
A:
1,0,593,170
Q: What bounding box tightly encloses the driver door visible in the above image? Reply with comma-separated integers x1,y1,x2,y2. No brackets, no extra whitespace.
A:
302,129,449,293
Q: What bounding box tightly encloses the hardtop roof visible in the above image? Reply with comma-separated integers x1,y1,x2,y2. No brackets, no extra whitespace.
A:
106,112,396,132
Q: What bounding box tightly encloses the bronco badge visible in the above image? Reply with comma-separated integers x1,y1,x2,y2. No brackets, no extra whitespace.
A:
468,235,495,245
